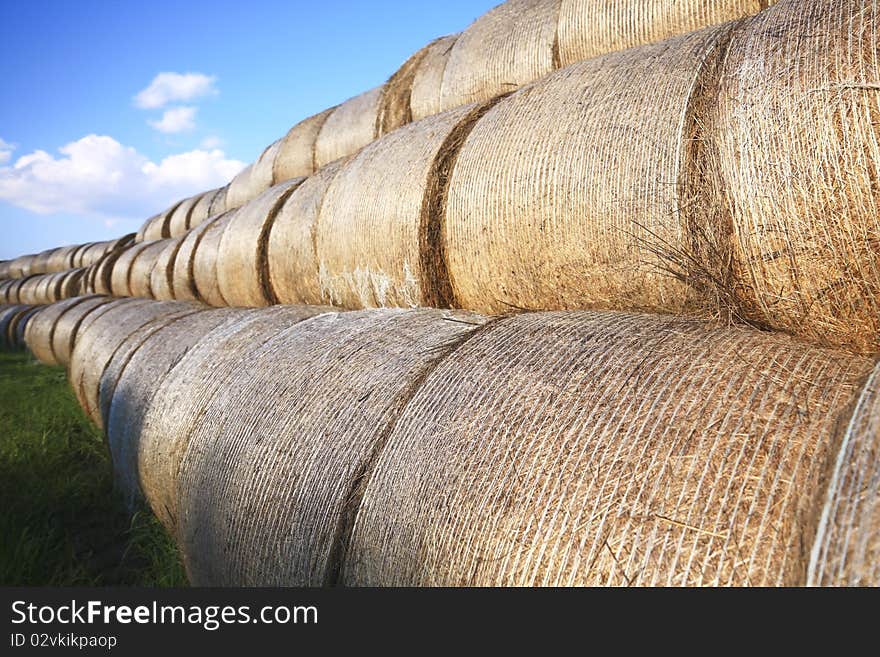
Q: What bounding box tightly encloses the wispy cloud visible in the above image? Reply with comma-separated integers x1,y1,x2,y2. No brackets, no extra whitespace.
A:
134,72,217,109
0,138,15,165
148,106,198,134
200,135,224,149
0,134,244,219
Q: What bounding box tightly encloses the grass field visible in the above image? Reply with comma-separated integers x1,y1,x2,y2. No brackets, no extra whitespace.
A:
0,351,186,586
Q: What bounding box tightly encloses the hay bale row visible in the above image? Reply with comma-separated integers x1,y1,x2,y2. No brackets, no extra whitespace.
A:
808,361,880,586
23,295,109,365
0,269,86,305
94,304,873,585
1,236,133,279
0,304,41,350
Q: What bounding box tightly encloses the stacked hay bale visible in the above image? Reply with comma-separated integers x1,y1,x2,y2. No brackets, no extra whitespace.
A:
23,295,109,366
0,304,40,350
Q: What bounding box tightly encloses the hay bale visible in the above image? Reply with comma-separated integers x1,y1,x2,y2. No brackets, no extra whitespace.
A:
439,0,560,112
193,213,235,306
7,305,41,350
208,185,229,217
110,241,157,297
410,34,459,121
78,241,113,268
173,308,485,585
8,254,36,278
317,103,488,308
69,299,198,427
70,243,96,268
556,0,767,66
171,217,219,302
378,41,438,135
23,295,104,365
92,249,126,295
314,87,384,168
343,311,870,586
188,188,221,229
0,280,13,303
103,308,249,508
59,268,86,300
217,180,304,307
714,0,880,352
167,195,201,238
5,276,36,304
273,109,335,182
51,295,113,366
0,305,32,349
45,245,79,273
226,141,282,211
129,239,171,299
107,233,136,252
808,362,880,586
444,24,734,314
135,305,331,533
268,159,348,306
31,249,55,275
142,203,179,241
16,276,45,305
150,238,184,301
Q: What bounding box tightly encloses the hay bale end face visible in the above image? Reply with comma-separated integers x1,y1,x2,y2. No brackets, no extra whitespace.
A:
343,310,870,586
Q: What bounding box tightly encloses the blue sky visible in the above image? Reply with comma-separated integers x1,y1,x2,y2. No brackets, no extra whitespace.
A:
0,0,499,259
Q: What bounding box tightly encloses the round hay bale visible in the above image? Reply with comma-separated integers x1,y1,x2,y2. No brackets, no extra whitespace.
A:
268,159,348,306
410,35,459,122
208,185,229,217
51,295,113,366
378,41,438,135
0,280,14,303
24,295,103,365
0,261,9,279
188,188,221,230
135,305,332,533
69,299,199,427
150,237,184,301
317,103,485,309
443,24,734,314
171,216,220,302
70,243,96,268
0,305,30,349
45,245,79,274
167,194,201,238
107,233,136,252
129,239,170,299
714,0,880,352
8,305,41,350
314,87,384,168
16,275,45,305
192,213,235,307
808,362,880,587
142,202,180,242
79,241,113,268
136,214,161,242
31,249,55,275
8,254,36,278
171,308,484,585
110,241,157,297
273,108,335,182
342,310,870,586
91,249,126,295
58,268,86,300
438,0,560,112
103,307,250,508
6,276,36,304
225,160,266,211
556,0,767,66
217,179,304,307
243,140,283,198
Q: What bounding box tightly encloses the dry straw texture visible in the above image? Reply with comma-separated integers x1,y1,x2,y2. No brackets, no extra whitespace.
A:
556,0,769,66
189,188,222,229
217,180,304,307
134,305,329,533
439,0,561,111
314,87,383,168
69,299,198,427
192,213,235,306
444,24,733,314
273,108,335,182
268,160,348,306
714,0,880,353
208,185,229,217
344,311,870,586
50,295,113,366
150,238,185,301
103,308,248,508
317,104,479,308
175,308,486,585
378,41,437,136
23,295,104,366
110,241,156,297
171,217,219,302
808,362,880,586
0,305,34,350
167,195,201,238
129,240,171,299
410,35,459,121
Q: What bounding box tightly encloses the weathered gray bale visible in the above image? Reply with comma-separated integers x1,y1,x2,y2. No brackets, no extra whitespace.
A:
0,305,34,349
50,295,113,367
129,240,171,299
267,159,348,306
0,280,14,303
174,308,485,585
192,213,234,307
69,299,199,427
317,103,485,309
103,308,249,508
410,35,459,121
217,180,304,307
24,295,104,365
150,238,184,301
439,0,560,111
273,109,335,182
8,305,41,350
808,361,880,586
314,87,384,168
343,311,870,586
135,305,331,533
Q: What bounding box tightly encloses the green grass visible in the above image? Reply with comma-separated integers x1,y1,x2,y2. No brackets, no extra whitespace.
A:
0,350,187,586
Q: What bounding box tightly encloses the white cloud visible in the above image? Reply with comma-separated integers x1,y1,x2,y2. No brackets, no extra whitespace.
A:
0,138,15,165
0,134,245,220
148,106,197,133
134,72,217,109
200,135,223,149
